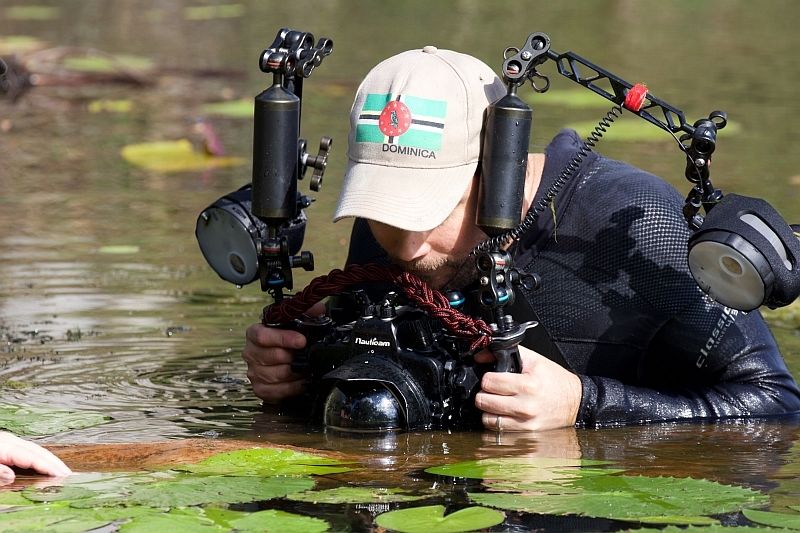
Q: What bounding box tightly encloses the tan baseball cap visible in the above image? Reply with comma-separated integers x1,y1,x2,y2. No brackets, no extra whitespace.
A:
333,46,507,232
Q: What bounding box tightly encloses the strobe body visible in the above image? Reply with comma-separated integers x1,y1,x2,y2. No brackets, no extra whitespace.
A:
252,76,300,222
477,90,532,235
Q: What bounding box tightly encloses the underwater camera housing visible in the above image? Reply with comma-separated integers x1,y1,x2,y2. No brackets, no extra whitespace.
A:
281,290,491,431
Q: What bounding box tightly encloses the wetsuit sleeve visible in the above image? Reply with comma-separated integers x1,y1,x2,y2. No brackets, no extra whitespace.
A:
576,306,800,426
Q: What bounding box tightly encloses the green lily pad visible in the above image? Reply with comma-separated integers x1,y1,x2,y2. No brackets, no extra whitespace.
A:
97,245,140,254
523,89,612,109
287,486,439,504
0,403,109,436
182,447,354,476
4,5,60,20
0,35,47,55
0,501,153,532
470,474,766,525
121,139,244,172
88,99,133,114
95,475,314,508
22,485,96,503
566,117,741,142
375,505,504,533
202,98,252,118
184,4,245,20
743,508,800,529
426,457,618,484
119,507,224,532
227,509,329,532
0,489,35,507
62,54,154,74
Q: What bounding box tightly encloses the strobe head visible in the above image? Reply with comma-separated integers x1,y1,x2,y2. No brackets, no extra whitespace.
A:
195,185,307,286
688,194,800,311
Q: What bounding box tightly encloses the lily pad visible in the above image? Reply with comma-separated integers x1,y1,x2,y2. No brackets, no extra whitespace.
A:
184,4,245,20
227,509,329,533
121,139,244,172
97,245,140,254
88,99,133,114
0,403,109,436
743,508,800,529
182,447,354,476
566,117,741,142
202,98,252,118
287,486,439,504
119,507,224,532
375,505,504,533
0,35,48,55
523,89,611,109
89,474,315,508
469,474,767,525
63,54,154,74
4,5,60,20
0,501,153,532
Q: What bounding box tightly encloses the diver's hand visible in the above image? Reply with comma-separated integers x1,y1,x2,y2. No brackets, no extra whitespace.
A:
242,322,308,403
474,345,582,431
0,431,72,484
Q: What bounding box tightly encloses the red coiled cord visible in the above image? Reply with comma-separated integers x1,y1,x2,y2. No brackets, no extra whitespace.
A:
262,263,493,351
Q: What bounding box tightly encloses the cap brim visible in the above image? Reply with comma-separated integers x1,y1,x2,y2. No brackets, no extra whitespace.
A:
333,158,477,232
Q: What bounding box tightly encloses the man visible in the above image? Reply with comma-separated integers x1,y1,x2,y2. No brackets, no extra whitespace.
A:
243,46,800,431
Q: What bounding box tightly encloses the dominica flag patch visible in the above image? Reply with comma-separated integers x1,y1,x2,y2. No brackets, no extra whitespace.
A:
356,93,447,151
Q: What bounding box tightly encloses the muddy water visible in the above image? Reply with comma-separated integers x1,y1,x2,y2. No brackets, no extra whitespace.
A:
2,0,800,522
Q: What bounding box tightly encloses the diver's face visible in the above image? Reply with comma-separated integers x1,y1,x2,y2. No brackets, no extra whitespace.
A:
367,178,486,290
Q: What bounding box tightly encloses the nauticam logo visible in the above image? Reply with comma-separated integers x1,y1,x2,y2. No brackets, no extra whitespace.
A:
354,337,391,347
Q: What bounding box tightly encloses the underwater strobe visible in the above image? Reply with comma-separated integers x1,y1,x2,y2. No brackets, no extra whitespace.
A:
195,29,332,299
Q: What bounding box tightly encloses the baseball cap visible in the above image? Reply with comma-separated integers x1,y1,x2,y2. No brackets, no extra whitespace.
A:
333,46,507,232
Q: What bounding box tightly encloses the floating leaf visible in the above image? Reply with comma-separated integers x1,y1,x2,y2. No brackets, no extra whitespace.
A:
470,474,766,525
183,447,354,476
22,485,96,503
743,508,800,529
97,245,140,254
202,98,253,118
566,118,741,142
523,89,611,109
426,457,617,484
0,403,109,436
184,4,245,20
63,54,154,74
0,35,47,55
88,99,133,113
227,509,329,533
96,475,315,508
119,507,223,532
0,501,153,532
121,139,244,172
4,5,60,20
288,486,439,504
375,505,504,533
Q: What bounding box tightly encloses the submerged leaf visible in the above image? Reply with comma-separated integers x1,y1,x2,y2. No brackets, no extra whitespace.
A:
121,139,244,172
183,446,354,476
375,505,504,533
287,486,439,504
0,403,109,436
